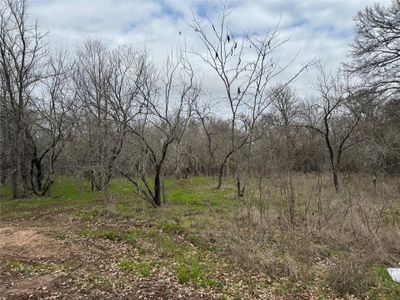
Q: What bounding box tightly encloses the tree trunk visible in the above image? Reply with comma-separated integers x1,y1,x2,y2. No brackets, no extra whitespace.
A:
11,165,22,199
11,127,25,199
91,170,103,191
0,120,9,185
153,168,162,207
236,175,245,197
20,156,29,197
216,152,233,189
216,164,224,189
333,169,339,193
44,149,55,197
31,158,44,194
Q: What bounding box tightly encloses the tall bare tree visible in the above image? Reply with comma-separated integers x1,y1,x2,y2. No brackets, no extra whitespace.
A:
74,40,143,208
192,99,219,176
304,68,364,192
190,5,313,195
27,53,76,196
121,54,201,207
350,0,400,98
0,0,47,198
271,84,299,224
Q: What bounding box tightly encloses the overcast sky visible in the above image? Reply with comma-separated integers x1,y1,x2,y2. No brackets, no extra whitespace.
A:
28,0,389,99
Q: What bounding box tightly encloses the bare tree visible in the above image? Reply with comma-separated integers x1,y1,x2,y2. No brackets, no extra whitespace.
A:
121,54,200,207
27,53,76,196
74,40,142,208
0,0,47,198
190,5,313,195
192,98,219,176
358,97,400,177
304,68,364,192
350,0,400,98
271,84,299,224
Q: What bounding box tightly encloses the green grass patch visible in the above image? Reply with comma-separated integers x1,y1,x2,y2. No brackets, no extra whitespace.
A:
75,208,101,221
117,258,152,277
0,183,12,200
175,255,217,287
7,260,72,274
0,176,231,221
159,221,184,234
8,260,24,270
157,235,182,257
0,176,100,219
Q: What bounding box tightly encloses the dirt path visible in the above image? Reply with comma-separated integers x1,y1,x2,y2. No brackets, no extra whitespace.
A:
0,227,70,260
0,226,73,299
0,225,218,300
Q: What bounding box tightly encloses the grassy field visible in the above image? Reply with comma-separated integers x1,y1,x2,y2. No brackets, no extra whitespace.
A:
0,175,399,299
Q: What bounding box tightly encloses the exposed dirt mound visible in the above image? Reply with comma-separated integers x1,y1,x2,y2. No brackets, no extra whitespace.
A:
0,227,66,259
0,274,61,299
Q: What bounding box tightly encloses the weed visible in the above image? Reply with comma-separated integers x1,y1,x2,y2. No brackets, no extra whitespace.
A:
117,258,152,277
175,255,216,287
160,221,183,234
8,260,24,270
326,257,374,297
76,209,100,221
7,260,72,274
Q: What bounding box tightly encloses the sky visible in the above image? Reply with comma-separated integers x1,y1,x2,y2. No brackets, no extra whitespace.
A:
28,0,390,101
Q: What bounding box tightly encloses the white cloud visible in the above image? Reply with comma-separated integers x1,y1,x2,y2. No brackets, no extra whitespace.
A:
27,0,391,102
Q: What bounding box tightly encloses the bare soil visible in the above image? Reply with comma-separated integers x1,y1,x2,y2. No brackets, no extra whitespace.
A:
0,227,68,260
0,225,219,300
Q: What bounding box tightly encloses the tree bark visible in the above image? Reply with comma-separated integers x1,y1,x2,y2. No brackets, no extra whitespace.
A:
333,169,339,193
153,167,162,207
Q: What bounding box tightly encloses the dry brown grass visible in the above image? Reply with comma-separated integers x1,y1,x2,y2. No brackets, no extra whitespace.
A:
212,173,400,298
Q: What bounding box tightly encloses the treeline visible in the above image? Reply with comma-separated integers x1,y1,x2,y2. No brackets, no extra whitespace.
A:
1,0,399,206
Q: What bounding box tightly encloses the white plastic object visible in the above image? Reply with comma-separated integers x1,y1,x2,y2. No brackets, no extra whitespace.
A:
387,268,400,283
